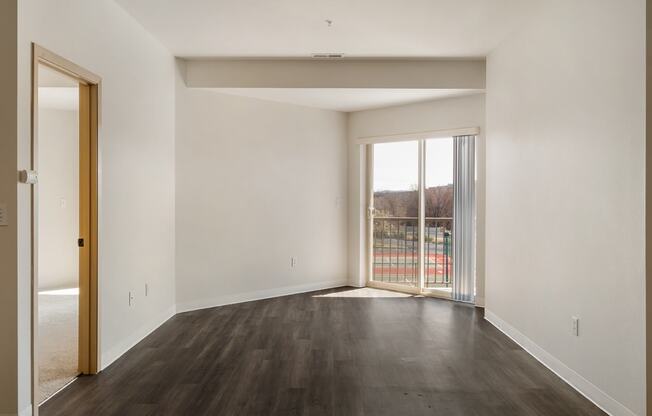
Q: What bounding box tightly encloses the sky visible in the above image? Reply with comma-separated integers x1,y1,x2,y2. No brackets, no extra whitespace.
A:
373,138,453,191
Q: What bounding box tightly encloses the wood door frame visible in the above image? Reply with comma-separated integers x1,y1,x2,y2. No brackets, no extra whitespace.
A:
31,44,100,414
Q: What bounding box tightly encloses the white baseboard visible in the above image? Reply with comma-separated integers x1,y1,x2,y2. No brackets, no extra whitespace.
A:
176,279,349,313
100,305,176,370
484,310,637,416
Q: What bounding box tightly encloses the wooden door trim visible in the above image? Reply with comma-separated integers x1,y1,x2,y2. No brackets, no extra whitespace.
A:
31,44,101,415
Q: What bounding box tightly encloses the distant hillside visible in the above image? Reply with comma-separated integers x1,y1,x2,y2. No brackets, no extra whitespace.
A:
374,184,453,218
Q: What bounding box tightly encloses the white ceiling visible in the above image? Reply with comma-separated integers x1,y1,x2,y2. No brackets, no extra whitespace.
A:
115,0,533,58
210,88,483,112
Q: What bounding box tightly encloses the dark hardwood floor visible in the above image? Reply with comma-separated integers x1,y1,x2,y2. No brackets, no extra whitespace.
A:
41,287,605,416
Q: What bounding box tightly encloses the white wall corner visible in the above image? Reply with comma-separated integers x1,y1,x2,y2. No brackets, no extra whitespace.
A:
484,310,638,416
100,305,176,371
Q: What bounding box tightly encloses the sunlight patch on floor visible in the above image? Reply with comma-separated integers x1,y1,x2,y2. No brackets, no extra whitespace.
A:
313,287,413,298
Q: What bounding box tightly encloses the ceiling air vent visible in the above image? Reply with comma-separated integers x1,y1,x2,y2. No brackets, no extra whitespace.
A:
311,53,344,59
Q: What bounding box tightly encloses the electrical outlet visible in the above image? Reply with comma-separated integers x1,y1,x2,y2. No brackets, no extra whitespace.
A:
129,291,134,306
290,257,297,268
572,316,579,336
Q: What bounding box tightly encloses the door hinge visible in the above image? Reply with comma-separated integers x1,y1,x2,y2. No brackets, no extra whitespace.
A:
78,238,84,247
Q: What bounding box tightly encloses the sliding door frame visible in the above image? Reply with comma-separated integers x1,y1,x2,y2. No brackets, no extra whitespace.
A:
365,140,442,297
31,44,101,415
363,127,479,299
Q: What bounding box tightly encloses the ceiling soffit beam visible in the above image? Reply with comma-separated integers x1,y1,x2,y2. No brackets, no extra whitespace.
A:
182,59,486,89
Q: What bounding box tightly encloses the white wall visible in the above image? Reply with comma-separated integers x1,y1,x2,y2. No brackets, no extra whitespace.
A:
175,74,349,312
37,108,79,291
485,1,645,415
347,94,486,304
17,0,177,413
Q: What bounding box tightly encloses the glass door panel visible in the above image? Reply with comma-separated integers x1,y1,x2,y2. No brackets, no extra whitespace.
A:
424,138,454,291
371,140,419,286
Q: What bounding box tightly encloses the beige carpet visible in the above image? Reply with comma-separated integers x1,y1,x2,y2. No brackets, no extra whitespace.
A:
38,288,79,403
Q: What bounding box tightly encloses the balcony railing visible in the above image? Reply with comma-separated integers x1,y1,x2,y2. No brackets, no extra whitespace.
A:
372,217,452,289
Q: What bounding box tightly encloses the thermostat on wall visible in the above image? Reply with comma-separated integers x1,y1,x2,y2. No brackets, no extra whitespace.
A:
19,170,38,184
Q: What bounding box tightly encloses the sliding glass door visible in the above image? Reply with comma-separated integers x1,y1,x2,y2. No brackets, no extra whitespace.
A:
368,136,474,300
424,138,454,294
370,140,419,288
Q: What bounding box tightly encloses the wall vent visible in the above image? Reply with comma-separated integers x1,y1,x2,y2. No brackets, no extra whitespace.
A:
311,53,344,59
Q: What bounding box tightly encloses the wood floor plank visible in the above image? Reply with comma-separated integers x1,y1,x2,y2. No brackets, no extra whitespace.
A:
40,287,606,416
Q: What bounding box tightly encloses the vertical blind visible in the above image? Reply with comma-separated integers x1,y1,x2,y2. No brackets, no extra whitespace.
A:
452,135,476,303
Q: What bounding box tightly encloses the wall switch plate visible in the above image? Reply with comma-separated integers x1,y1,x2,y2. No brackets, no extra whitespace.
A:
129,291,134,306
290,257,297,268
0,203,8,226
572,316,579,336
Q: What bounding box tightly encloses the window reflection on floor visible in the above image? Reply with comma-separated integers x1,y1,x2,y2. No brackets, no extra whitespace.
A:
313,287,413,298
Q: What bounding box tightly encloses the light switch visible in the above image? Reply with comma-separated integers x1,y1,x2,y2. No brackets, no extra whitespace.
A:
0,203,8,226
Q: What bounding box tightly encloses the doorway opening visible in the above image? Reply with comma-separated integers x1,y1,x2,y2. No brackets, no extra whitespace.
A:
37,63,80,402
31,45,100,412
366,134,476,301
